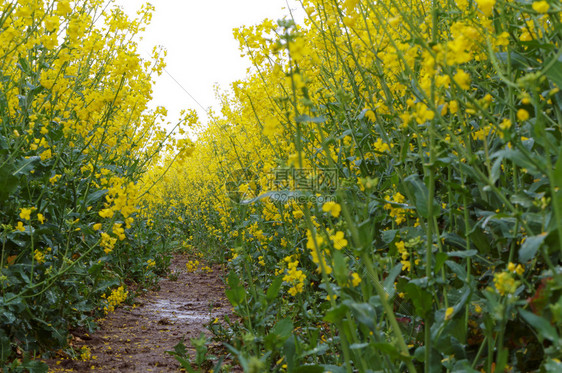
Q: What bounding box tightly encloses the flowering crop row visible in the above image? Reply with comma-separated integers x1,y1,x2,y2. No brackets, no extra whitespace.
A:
155,0,562,371
0,0,192,369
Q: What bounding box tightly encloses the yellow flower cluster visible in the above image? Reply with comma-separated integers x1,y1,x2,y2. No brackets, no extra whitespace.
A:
283,256,306,296
493,272,519,296
350,273,361,287
19,207,34,221
306,230,332,275
329,230,348,250
33,250,46,264
99,179,139,220
80,346,93,361
201,265,212,273
384,192,407,225
322,202,341,218
507,262,525,276
373,138,392,154
186,260,200,272
100,232,117,254
396,241,411,272
102,286,128,314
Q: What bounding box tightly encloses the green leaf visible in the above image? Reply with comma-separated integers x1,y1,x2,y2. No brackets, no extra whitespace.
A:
21,359,48,373
85,189,108,206
225,271,245,306
349,342,369,350
295,115,326,123
544,60,562,89
553,146,562,241
404,283,433,316
496,52,535,70
13,156,40,175
545,358,562,372
225,287,245,307
469,226,492,254
346,301,376,330
381,229,397,244
405,175,439,218
447,250,477,258
265,318,293,349
445,260,468,281
302,343,329,357
166,340,198,372
372,342,401,359
490,155,503,185
434,252,448,274
17,57,31,74
266,276,283,303
0,164,18,202
383,263,402,297
519,233,547,262
175,356,197,373
519,309,559,342
495,348,508,373
283,335,296,372
0,329,11,363
272,318,293,340
323,303,349,323
451,359,480,372
332,250,347,284
510,193,534,208
227,270,240,289
294,365,325,373
496,149,544,176
442,233,469,251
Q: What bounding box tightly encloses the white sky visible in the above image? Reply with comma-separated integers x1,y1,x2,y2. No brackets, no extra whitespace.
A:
113,0,305,129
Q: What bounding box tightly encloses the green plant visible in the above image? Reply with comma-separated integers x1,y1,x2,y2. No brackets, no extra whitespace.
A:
167,334,223,373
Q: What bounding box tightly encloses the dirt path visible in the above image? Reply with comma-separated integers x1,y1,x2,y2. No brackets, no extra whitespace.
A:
47,255,232,372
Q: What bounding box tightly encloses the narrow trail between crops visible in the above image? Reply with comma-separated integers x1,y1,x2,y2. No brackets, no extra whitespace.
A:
47,254,233,372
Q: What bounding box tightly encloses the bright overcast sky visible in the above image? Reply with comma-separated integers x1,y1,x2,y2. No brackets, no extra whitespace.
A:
113,0,305,128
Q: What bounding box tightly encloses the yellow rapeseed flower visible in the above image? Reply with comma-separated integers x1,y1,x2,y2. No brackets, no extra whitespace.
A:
322,201,341,218
373,138,391,153
49,174,61,184
475,0,496,16
19,207,33,221
493,271,519,296
532,1,550,13
499,118,512,130
40,149,52,161
507,262,525,275
517,109,530,121
34,250,46,264
453,69,471,90
351,272,361,287
56,0,72,17
445,307,454,320
330,231,348,250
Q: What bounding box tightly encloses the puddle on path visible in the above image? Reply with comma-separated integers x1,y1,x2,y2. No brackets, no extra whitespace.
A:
143,298,212,321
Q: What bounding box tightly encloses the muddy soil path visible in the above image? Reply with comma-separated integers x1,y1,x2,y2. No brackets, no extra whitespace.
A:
47,255,232,372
